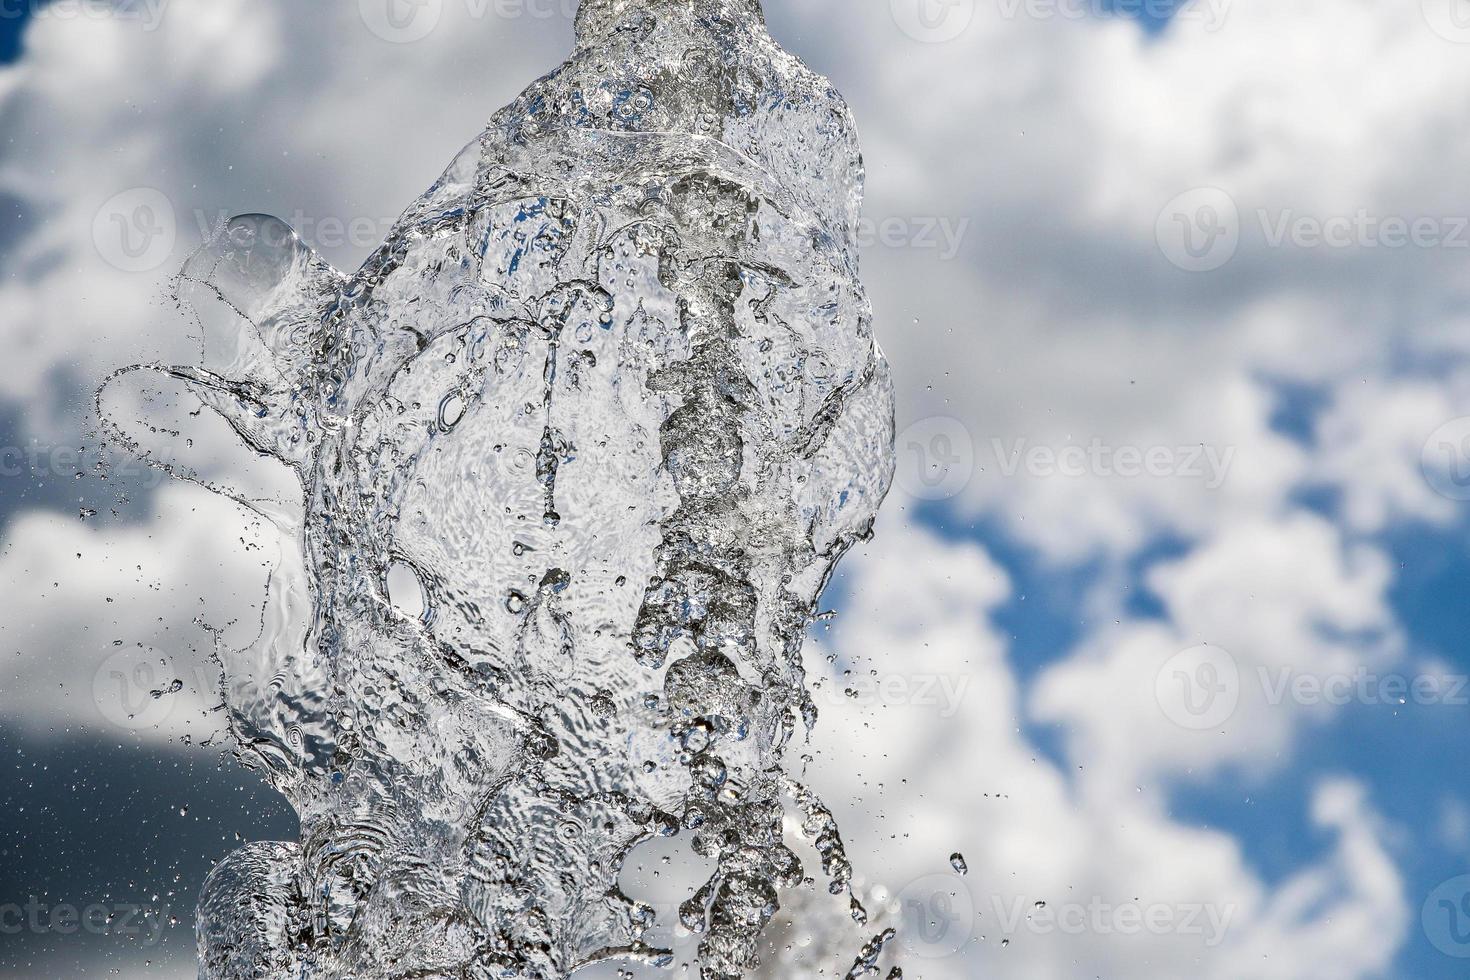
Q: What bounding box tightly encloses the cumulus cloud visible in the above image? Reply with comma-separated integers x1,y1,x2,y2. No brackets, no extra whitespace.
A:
1311,371,1470,532
0,0,572,429
0,482,286,746
805,522,1407,979
1032,511,1401,785
0,0,1460,976
774,0,1470,560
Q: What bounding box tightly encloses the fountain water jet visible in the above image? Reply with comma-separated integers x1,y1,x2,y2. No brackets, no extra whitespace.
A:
105,1,895,976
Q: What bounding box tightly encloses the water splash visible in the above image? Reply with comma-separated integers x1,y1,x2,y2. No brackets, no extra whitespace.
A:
105,0,894,976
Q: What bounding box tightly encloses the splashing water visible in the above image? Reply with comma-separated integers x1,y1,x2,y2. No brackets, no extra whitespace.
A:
104,0,894,976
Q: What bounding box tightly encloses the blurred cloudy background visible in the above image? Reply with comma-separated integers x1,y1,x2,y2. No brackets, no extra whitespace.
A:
2,0,1470,975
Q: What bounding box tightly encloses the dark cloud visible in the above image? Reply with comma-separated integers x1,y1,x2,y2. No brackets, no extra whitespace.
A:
0,726,295,977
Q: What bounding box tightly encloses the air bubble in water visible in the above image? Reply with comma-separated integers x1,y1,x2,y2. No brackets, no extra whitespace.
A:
385,560,428,621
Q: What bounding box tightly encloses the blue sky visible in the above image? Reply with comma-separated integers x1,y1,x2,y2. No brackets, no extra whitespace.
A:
915,379,1470,976
907,502,1470,977
0,9,27,64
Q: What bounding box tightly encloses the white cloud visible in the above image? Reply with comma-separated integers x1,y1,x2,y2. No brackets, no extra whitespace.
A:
0,482,285,746
0,0,571,429
1,0,1463,561
0,0,1459,976
775,0,1470,561
805,522,1407,979
1032,511,1400,784
1312,373,1470,531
